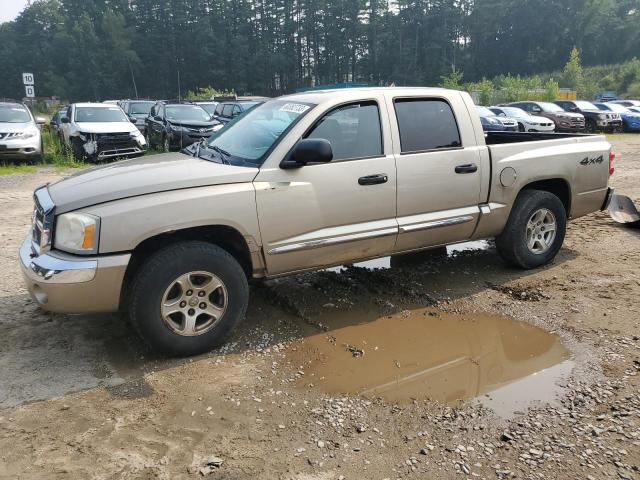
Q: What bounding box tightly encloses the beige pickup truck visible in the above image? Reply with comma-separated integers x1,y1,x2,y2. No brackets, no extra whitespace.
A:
20,87,615,356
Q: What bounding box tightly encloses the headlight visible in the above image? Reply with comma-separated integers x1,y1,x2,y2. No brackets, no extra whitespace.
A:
598,114,607,120
54,213,100,254
20,126,40,139
212,124,224,132
169,124,183,132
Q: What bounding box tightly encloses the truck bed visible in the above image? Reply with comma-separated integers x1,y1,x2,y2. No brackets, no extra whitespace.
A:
485,131,592,145
480,132,611,232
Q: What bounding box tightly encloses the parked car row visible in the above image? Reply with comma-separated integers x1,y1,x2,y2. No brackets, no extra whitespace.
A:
476,99,640,134
2,91,638,164
45,97,269,162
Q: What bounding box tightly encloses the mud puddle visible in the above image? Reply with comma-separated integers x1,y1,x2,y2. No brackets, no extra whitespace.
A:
326,240,493,273
288,307,572,417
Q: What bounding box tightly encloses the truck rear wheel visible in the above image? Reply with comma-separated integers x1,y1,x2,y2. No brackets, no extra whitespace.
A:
495,190,567,269
128,241,249,356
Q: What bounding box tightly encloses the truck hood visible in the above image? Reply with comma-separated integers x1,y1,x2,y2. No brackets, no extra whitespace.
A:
48,152,258,214
75,122,139,134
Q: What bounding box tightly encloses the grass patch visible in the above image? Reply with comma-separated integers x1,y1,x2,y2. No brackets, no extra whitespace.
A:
606,132,640,140
0,164,38,175
41,130,87,169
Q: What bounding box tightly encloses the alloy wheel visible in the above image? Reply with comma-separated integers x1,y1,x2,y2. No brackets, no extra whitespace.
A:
160,271,228,336
526,208,557,255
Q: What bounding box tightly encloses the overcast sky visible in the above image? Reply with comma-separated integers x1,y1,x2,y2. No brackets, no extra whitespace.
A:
1,0,29,24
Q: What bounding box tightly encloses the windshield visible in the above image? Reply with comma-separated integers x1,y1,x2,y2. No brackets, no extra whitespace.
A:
239,101,260,110
197,103,218,115
166,105,211,122
476,106,494,117
75,106,128,123
538,102,564,112
497,107,528,118
206,100,314,166
605,103,629,113
129,101,155,115
574,101,598,110
0,105,32,123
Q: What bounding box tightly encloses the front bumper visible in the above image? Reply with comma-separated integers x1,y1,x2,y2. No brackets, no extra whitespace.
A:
169,130,214,148
598,119,622,131
19,233,130,314
0,134,42,160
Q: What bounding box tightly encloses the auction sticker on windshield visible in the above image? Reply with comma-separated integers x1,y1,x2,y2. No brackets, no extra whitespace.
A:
279,103,310,114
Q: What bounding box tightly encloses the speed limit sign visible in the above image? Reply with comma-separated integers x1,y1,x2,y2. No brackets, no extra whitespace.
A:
25,85,35,98
22,73,35,85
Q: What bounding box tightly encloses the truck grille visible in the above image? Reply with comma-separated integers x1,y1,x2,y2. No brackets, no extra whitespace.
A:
570,118,585,125
96,133,137,150
31,187,55,254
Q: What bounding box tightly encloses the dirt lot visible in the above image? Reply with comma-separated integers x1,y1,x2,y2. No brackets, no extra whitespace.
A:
0,136,639,480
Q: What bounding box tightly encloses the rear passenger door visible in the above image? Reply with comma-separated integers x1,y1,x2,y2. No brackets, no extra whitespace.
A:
389,96,484,252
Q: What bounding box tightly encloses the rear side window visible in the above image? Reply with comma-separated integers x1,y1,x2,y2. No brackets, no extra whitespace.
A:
394,99,461,153
222,105,235,117
306,101,382,161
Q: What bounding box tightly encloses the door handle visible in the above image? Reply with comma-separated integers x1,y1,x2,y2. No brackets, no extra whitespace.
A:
358,174,388,186
455,164,478,174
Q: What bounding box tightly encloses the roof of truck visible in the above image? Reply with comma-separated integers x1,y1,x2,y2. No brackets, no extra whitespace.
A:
278,86,459,105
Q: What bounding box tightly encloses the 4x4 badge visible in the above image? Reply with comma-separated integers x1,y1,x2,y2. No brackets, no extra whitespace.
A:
580,155,604,166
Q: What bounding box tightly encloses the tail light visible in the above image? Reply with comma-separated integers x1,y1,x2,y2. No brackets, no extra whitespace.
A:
609,150,615,176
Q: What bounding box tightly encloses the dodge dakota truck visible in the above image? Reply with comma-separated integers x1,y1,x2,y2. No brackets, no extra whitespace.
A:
20,87,615,356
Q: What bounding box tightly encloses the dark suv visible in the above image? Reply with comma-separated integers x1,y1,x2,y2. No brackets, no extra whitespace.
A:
554,100,622,133
213,100,265,126
145,101,219,152
120,100,156,135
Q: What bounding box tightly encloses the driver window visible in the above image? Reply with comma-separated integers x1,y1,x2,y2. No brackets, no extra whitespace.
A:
305,101,382,161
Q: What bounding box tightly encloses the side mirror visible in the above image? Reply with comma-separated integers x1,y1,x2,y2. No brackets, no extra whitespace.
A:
281,138,333,169
35,116,46,125
61,117,70,123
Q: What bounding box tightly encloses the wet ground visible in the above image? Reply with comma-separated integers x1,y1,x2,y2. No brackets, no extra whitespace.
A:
287,307,570,417
0,135,639,479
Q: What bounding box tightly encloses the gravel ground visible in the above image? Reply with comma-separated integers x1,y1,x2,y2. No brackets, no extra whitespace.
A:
0,136,638,480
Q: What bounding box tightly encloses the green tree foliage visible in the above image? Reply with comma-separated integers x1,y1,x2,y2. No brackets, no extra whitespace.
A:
440,68,464,90
562,48,584,92
1,0,640,101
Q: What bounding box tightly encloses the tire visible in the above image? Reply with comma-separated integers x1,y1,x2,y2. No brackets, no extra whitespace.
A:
585,120,597,133
162,134,171,153
495,190,567,270
518,122,525,132
70,137,88,161
128,241,249,356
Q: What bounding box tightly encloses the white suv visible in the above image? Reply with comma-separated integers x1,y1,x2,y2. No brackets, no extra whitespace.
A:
0,102,45,162
60,103,146,162
490,106,556,133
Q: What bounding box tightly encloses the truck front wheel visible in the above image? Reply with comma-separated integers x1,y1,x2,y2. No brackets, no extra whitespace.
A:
495,190,567,269
128,241,249,356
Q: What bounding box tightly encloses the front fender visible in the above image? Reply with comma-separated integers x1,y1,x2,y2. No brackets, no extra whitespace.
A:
83,183,261,254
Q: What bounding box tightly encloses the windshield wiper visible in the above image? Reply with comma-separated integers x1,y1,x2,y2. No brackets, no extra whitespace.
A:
212,146,231,165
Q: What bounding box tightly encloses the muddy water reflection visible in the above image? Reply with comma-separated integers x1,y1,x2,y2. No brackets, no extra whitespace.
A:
288,308,571,417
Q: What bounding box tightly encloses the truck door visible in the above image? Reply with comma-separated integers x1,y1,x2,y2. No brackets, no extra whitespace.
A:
388,95,484,252
254,100,398,275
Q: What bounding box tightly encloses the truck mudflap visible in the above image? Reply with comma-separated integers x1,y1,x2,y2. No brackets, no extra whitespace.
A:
607,192,640,226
